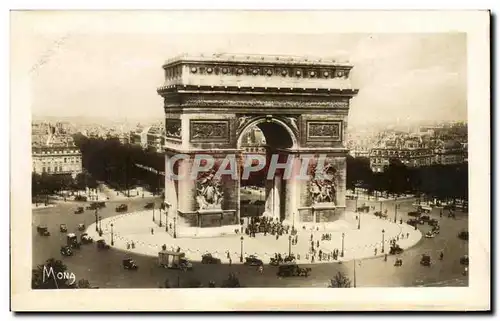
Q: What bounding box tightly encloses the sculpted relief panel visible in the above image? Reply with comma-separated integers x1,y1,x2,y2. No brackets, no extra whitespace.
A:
306,121,342,142
308,159,344,206
196,169,223,210
165,119,181,140
190,120,230,143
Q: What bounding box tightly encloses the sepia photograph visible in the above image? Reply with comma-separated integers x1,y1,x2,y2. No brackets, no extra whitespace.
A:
10,10,490,311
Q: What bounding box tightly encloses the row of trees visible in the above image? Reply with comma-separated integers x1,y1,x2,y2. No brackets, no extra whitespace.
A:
71,135,467,203
73,134,164,194
32,172,98,202
346,156,468,203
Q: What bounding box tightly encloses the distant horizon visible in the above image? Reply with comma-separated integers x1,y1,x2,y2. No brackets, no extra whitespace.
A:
22,14,466,127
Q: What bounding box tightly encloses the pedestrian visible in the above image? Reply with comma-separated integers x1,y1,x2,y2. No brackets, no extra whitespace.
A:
316,240,320,248
229,257,232,266
311,255,315,263
374,248,378,256
126,242,130,249
258,265,264,273
440,251,444,260
131,241,135,249
151,228,154,235
407,232,410,238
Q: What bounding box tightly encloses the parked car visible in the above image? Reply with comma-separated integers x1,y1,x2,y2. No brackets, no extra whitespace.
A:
123,258,139,270
36,225,50,236
81,233,93,244
407,219,419,227
59,224,68,233
60,246,73,257
244,255,263,266
428,218,439,226
116,204,128,212
458,230,469,241
277,263,311,277
77,223,85,231
67,233,81,249
407,211,421,217
420,254,431,266
74,207,84,214
144,202,155,209
424,231,435,238
96,239,111,250
201,253,221,264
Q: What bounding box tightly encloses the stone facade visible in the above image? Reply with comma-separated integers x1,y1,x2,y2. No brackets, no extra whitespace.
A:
158,54,358,237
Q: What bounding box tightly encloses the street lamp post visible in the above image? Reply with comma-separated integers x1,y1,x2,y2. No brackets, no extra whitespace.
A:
357,211,361,230
288,235,292,257
159,206,162,227
95,210,98,232
173,216,177,238
381,229,385,253
341,232,345,257
99,215,102,235
165,203,170,232
111,223,114,246
240,236,244,263
152,203,155,222
394,202,399,223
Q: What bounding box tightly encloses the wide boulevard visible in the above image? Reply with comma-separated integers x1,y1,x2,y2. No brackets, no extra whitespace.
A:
33,196,468,288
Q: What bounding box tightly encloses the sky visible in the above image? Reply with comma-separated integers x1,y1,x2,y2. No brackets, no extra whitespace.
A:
21,12,467,128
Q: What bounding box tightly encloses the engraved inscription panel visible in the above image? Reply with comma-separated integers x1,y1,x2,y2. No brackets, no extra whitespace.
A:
190,120,230,143
307,121,342,142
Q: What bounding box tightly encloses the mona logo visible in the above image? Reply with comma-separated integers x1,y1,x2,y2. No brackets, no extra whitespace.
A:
42,266,76,287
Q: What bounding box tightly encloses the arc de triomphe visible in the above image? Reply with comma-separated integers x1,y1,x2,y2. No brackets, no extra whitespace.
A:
157,54,358,237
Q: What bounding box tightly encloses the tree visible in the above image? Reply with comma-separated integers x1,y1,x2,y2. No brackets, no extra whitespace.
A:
328,272,352,288
32,258,72,289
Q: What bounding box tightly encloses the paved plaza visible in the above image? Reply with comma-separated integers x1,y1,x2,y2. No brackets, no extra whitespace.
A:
86,209,422,264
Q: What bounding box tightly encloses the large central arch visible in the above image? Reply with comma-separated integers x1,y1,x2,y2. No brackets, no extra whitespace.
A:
158,53,358,237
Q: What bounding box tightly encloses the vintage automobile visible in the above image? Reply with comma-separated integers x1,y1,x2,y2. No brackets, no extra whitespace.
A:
59,224,68,233
420,254,431,266
244,255,264,266
458,230,469,241
144,202,155,209
123,258,139,270
460,255,469,266
37,225,50,236
424,231,435,238
277,263,311,277
394,258,403,267
356,205,370,213
77,223,85,231
428,218,439,226
96,239,111,250
420,215,431,222
407,211,421,217
115,204,128,213
60,246,73,257
67,233,81,249
81,233,94,244
74,207,84,214
87,202,106,210
389,244,404,255
201,253,221,264
406,219,420,227
158,251,192,270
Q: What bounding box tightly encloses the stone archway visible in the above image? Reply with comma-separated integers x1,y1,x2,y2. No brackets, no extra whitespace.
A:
158,53,358,237
236,116,298,224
